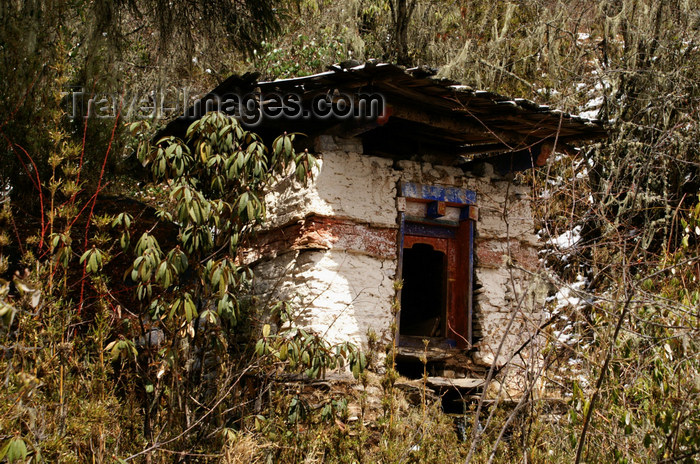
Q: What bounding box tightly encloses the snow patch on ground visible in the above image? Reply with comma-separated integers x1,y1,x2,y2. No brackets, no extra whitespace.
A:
553,273,587,311
549,225,582,250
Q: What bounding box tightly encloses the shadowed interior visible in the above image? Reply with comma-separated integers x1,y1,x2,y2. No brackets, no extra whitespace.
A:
400,243,446,337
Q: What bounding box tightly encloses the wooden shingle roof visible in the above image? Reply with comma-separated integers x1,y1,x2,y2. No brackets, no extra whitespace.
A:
161,62,606,160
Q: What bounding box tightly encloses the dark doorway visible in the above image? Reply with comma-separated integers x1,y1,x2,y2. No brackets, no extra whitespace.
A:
400,243,446,337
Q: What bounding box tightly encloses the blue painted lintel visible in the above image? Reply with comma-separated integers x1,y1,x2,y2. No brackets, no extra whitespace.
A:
400,181,476,205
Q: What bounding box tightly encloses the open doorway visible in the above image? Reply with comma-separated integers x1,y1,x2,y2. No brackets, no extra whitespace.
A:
399,243,446,337
397,181,476,350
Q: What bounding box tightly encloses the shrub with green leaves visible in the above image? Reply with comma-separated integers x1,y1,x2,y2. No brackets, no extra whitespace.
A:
130,112,316,326
114,112,373,455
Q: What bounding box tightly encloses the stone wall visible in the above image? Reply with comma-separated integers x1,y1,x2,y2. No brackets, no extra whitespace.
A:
250,135,547,372
253,250,398,346
467,165,548,371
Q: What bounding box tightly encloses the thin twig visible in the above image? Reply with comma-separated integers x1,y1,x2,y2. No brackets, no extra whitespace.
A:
574,290,635,464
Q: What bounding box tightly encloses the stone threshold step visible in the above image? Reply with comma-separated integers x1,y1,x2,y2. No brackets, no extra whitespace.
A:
426,376,485,390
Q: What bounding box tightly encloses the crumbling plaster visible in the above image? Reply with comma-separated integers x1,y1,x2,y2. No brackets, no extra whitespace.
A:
252,136,547,368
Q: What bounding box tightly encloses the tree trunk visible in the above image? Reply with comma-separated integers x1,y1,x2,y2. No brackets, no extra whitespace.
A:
389,0,416,66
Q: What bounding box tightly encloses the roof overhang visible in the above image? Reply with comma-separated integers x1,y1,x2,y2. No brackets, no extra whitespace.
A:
159,62,607,166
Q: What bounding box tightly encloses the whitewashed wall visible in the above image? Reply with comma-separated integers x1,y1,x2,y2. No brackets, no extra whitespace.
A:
251,135,547,371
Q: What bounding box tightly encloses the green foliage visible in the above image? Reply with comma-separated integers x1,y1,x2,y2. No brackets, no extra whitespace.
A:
251,33,347,79
130,112,316,324
89,113,369,460
0,437,28,463
80,246,105,274
244,370,470,463
0,108,364,461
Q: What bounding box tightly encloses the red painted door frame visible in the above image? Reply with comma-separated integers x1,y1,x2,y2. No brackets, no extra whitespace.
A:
402,219,472,348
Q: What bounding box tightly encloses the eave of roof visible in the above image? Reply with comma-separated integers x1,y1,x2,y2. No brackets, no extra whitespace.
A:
160,62,607,158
